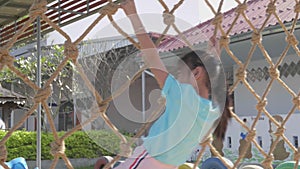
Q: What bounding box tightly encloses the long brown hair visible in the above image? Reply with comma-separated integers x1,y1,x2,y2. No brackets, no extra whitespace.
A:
213,95,232,140
181,49,231,140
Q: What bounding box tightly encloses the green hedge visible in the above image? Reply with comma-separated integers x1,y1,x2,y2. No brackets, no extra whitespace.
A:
0,130,127,161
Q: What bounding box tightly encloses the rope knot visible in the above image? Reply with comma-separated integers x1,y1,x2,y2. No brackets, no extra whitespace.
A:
219,36,230,47
64,40,78,63
286,34,299,46
293,96,300,110
235,67,247,81
200,135,213,147
50,140,65,156
294,3,300,13
274,126,285,137
99,3,119,15
211,13,223,26
119,141,132,157
0,144,7,161
262,154,274,168
251,32,262,44
98,102,109,113
266,3,276,15
246,129,256,142
163,12,175,25
235,3,247,14
34,86,52,103
0,49,14,71
269,66,280,79
29,0,47,17
256,99,267,112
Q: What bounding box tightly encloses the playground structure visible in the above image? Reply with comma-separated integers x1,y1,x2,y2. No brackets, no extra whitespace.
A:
0,0,300,169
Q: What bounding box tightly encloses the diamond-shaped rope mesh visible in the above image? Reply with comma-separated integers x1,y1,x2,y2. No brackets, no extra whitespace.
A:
0,0,299,169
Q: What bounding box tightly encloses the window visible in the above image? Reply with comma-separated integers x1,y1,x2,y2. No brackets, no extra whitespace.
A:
227,136,232,148
293,136,299,148
58,101,74,131
257,136,263,148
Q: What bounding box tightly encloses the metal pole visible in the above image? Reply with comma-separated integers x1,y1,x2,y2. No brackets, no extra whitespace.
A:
87,0,90,14
36,16,42,169
10,111,14,127
72,69,77,128
58,0,61,25
141,71,145,122
73,97,77,127
0,27,2,43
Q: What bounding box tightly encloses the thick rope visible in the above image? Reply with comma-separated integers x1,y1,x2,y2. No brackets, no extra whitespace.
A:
50,140,65,156
266,2,276,15
295,2,300,13
41,14,71,42
211,13,223,27
0,49,14,71
293,96,300,110
191,0,297,167
29,0,47,18
99,2,119,16
4,15,36,50
235,66,247,81
75,14,106,45
286,33,299,46
1,0,300,169
107,15,141,49
269,66,280,79
163,12,175,25
246,129,256,142
154,0,183,46
262,154,274,169
34,86,52,103
274,126,285,137
219,35,230,47
256,99,267,113
0,144,7,162
226,2,246,34
209,142,234,169
64,40,79,63
119,141,132,157
0,161,9,169
200,136,213,148
235,3,247,14
251,32,262,44
295,148,300,161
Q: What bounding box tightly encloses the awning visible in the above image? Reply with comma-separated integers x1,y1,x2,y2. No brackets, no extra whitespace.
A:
0,0,111,46
0,86,26,105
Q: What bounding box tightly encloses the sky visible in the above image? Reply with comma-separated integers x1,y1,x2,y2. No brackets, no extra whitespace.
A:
47,0,237,44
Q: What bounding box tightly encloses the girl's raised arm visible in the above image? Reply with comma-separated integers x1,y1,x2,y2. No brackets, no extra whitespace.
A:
121,0,168,88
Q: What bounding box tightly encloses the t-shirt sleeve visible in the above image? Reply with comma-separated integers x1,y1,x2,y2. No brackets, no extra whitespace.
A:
161,74,178,97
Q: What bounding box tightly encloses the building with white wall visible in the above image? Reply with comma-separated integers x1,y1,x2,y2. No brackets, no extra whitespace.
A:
156,0,300,162
223,31,300,161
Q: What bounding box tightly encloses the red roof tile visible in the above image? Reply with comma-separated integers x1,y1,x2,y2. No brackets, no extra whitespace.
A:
158,0,297,52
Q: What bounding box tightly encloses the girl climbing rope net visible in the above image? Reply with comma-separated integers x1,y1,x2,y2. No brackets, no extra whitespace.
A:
95,0,230,168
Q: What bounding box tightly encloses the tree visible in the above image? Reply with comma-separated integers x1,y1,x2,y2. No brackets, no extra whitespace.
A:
0,44,75,131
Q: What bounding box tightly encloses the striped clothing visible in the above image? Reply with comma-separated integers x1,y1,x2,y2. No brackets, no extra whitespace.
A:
114,146,177,169
115,74,220,168
129,150,148,169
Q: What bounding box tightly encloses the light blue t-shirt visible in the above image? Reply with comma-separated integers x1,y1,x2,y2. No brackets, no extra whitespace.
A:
143,74,220,166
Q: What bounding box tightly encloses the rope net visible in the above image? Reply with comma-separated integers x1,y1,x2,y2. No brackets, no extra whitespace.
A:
0,0,299,169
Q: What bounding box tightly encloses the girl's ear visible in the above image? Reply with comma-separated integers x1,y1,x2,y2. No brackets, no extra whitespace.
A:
192,66,204,80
